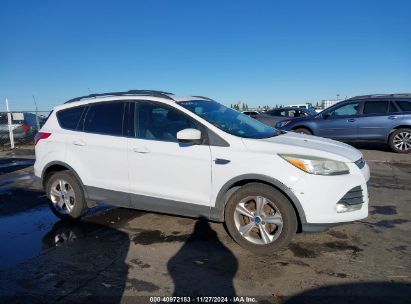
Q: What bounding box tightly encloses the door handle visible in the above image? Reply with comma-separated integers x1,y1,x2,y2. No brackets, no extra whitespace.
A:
388,116,398,120
347,118,356,122
132,146,150,154
72,139,86,146
214,158,231,165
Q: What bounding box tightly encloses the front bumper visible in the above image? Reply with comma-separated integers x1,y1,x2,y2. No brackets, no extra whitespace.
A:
292,161,370,228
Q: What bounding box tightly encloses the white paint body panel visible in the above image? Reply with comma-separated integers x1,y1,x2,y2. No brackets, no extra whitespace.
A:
35,94,370,227
127,137,211,206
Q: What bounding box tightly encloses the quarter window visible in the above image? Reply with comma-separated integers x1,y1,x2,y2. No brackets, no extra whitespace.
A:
329,103,359,117
83,102,125,136
136,102,197,142
396,100,411,112
57,106,85,130
363,101,389,115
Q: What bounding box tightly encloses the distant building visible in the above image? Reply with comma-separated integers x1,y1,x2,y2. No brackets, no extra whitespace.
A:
321,99,341,109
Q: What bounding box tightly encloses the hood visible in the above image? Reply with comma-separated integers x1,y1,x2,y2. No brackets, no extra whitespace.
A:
242,132,363,162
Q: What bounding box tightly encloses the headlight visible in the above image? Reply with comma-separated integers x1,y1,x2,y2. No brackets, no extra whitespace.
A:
279,154,350,175
276,120,292,128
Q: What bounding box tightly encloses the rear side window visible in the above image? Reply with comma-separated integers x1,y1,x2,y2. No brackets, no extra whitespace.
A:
388,101,399,113
57,106,85,130
396,100,411,112
363,101,389,115
83,102,125,136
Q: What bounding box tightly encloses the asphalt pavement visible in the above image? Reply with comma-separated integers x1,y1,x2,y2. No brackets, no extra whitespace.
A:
0,146,410,303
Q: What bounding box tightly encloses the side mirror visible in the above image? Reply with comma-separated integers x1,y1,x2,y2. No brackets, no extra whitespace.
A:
323,113,331,119
176,128,202,144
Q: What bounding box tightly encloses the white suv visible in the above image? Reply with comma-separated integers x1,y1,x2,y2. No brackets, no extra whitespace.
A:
34,90,370,254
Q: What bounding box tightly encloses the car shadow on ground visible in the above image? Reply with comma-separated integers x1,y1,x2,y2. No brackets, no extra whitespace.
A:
285,281,411,304
167,217,238,297
346,142,392,152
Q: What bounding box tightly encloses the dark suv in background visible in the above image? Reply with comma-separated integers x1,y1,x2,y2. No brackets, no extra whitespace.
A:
276,94,411,153
0,112,46,145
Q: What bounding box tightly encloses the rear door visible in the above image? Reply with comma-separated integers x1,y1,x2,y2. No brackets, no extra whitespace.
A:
356,100,396,141
316,102,360,140
64,101,130,206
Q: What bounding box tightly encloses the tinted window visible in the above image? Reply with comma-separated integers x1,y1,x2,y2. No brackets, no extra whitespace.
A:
363,101,389,115
83,102,125,136
57,106,85,130
0,114,7,124
396,100,411,112
329,102,359,116
136,102,197,142
388,101,399,113
269,110,281,116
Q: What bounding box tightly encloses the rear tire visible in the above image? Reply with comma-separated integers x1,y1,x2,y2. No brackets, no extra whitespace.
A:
293,127,312,135
46,171,88,219
389,128,411,153
224,183,298,255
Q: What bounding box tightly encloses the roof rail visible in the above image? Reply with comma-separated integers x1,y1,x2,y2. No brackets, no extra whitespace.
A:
64,90,174,104
192,95,214,101
347,93,411,100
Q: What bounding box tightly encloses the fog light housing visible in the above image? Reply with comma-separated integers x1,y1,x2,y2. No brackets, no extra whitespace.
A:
336,203,362,213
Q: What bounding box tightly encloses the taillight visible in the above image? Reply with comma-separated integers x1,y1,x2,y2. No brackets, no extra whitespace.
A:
34,132,51,145
22,122,30,132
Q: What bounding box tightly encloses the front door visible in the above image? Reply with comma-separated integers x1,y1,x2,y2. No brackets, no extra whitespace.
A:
316,101,360,140
127,101,212,216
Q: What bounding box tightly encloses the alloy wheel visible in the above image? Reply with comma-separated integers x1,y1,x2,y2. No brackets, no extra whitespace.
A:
50,179,76,214
393,131,411,151
234,196,283,245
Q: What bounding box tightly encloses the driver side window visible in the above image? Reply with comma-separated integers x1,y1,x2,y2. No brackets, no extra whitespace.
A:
328,102,359,117
135,102,197,142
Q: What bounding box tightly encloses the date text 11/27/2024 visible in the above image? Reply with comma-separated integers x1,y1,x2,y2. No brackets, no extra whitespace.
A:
149,297,258,303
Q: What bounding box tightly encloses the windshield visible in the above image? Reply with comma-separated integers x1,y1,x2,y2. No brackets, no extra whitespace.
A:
306,108,317,115
179,100,280,139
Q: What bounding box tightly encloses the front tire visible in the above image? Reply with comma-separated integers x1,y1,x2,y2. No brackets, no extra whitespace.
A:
389,128,411,153
224,183,298,255
46,171,88,219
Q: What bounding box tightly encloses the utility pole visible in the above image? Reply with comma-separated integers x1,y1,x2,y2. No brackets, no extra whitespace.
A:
32,95,40,130
5,98,15,149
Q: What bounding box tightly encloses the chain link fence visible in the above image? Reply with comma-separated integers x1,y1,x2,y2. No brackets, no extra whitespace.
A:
0,111,51,151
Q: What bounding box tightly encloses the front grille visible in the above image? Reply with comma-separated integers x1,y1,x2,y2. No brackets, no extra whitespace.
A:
355,157,366,169
338,186,364,205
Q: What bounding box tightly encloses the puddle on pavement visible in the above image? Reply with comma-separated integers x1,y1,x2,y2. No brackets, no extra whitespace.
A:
0,205,58,269
370,205,397,215
0,173,36,193
289,241,363,258
0,203,142,270
132,230,191,245
0,158,35,175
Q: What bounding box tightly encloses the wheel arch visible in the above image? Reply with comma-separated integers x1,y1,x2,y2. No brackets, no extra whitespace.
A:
387,125,411,141
41,161,86,195
291,125,314,134
212,174,307,232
